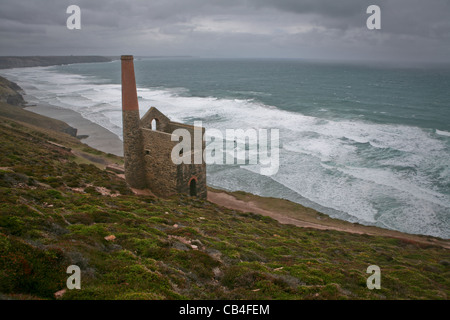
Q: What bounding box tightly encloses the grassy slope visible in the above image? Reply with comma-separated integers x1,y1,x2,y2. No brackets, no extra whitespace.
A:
0,115,449,300
213,189,450,249
0,102,78,137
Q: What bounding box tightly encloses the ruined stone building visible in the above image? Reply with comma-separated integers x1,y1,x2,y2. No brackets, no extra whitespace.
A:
121,55,206,198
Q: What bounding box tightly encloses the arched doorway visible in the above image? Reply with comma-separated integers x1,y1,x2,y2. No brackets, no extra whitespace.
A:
189,178,197,197
151,118,159,131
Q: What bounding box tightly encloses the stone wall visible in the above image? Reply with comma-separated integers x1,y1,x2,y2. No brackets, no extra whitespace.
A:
141,107,171,132
176,160,207,198
169,122,206,153
141,125,207,198
122,110,147,189
141,128,178,196
169,122,206,198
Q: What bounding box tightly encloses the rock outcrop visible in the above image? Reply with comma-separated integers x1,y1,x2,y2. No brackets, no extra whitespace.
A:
0,76,25,106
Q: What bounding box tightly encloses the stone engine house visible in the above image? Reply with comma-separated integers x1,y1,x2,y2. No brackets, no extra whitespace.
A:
121,55,206,198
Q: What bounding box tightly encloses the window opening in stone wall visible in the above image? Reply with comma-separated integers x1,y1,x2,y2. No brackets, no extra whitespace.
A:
151,119,159,131
189,179,197,197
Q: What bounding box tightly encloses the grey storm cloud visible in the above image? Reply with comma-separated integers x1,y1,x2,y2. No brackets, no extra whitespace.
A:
251,0,369,17
0,0,449,62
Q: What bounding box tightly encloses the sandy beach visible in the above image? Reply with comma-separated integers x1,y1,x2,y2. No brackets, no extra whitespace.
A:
24,101,123,157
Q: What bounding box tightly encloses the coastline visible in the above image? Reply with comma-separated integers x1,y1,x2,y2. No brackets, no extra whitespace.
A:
0,57,122,157
24,101,123,157
2,71,448,248
2,110,449,301
23,96,450,249
0,56,113,69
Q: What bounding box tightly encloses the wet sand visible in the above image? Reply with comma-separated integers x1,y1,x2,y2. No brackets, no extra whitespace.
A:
25,102,123,156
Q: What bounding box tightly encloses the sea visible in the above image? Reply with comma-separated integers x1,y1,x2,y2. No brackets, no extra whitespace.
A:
1,58,449,239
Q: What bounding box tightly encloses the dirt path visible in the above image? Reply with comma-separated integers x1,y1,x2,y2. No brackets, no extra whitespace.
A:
208,190,450,250
209,191,342,231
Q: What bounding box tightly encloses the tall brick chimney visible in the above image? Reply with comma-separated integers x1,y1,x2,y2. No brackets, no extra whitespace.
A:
121,55,146,189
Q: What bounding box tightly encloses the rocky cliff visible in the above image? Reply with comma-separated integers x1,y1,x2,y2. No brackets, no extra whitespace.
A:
0,76,25,106
0,75,77,137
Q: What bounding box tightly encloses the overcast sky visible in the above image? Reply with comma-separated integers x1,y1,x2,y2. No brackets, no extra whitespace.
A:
0,0,449,63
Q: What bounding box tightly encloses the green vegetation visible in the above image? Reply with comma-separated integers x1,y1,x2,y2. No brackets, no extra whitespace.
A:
0,101,77,137
0,115,449,300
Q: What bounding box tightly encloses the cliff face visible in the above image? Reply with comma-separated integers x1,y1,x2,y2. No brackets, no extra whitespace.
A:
0,56,113,69
0,76,25,106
